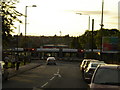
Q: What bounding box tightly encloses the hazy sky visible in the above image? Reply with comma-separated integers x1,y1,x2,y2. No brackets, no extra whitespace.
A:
13,0,119,36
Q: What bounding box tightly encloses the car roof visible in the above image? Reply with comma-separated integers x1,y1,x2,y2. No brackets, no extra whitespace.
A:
99,64,120,69
47,57,55,58
83,59,98,61
47,57,55,60
83,59,99,62
90,61,105,64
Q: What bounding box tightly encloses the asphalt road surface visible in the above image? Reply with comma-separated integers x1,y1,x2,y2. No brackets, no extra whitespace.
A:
2,61,89,90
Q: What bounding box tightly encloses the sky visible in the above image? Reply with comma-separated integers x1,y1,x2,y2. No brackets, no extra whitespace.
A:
13,0,120,36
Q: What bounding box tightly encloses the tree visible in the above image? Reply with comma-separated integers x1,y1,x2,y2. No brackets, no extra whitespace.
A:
64,34,69,37
1,2,23,48
79,30,97,49
70,37,82,49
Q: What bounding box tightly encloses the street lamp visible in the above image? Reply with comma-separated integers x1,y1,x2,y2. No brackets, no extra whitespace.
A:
25,5,37,39
24,5,37,64
76,13,90,30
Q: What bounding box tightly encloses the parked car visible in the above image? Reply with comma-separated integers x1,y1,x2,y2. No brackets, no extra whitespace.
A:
84,61,106,83
81,59,99,73
46,57,56,65
90,64,120,90
0,61,9,81
80,59,90,70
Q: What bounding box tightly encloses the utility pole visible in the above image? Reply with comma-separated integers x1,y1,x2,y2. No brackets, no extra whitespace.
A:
88,16,90,30
100,0,104,60
25,6,27,41
92,19,94,52
100,0,104,30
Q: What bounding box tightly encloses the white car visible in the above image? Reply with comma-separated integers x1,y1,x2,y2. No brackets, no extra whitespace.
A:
81,59,99,73
90,64,120,89
46,57,56,65
80,59,90,71
84,61,106,82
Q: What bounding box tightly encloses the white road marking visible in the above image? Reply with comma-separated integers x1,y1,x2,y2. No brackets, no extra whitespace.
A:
54,74,61,77
41,82,48,88
40,68,61,88
57,68,60,74
54,68,62,77
50,76,55,80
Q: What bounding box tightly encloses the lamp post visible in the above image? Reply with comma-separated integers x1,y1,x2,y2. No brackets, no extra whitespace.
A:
24,5,37,64
25,5,37,40
76,13,91,30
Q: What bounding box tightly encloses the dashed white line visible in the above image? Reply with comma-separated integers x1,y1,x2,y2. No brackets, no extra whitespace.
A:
41,68,61,88
54,68,62,78
50,76,55,80
41,82,48,88
57,68,60,74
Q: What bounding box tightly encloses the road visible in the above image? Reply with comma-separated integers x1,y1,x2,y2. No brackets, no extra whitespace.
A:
2,60,89,90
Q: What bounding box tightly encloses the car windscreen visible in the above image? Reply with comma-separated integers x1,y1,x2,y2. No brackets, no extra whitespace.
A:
93,68,120,86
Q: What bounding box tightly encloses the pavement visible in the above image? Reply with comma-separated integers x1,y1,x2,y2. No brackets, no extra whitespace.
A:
7,60,43,78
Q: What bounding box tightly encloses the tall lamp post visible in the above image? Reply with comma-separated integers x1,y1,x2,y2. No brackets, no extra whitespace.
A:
24,5,37,64
25,5,37,41
76,13,91,30
76,13,93,58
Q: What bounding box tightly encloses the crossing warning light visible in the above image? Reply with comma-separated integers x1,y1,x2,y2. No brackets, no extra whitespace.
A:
32,48,35,51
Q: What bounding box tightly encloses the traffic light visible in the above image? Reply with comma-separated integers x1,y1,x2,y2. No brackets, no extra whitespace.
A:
78,49,84,53
24,48,36,51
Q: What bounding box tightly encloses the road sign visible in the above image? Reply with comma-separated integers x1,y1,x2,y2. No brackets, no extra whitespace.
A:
102,37,119,53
